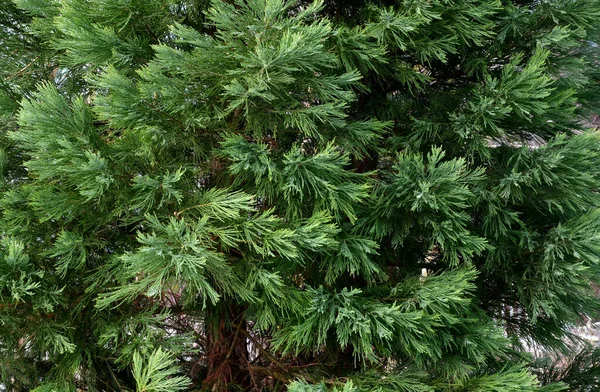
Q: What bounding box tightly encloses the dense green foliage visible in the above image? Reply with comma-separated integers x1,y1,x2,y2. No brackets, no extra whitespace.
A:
1,0,600,390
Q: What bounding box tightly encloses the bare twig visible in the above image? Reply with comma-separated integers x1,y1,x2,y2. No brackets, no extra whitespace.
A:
4,56,40,81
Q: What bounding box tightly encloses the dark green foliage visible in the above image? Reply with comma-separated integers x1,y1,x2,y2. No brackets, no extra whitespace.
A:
1,0,600,391
535,343,600,391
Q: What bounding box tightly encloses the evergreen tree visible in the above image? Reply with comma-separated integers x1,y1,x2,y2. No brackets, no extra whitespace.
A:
1,0,600,390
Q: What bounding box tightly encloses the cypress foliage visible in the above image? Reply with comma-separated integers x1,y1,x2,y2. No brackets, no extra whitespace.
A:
1,0,600,390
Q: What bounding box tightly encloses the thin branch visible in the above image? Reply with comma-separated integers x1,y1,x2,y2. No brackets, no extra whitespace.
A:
225,320,244,360
237,327,284,370
4,56,40,81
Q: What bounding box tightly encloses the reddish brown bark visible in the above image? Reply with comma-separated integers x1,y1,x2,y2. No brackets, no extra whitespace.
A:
203,311,250,391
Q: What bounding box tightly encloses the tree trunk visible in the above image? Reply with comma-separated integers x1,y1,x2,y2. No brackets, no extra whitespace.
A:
203,305,249,392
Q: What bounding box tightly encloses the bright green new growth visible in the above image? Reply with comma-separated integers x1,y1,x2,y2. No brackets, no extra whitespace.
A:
1,0,600,390
132,348,190,392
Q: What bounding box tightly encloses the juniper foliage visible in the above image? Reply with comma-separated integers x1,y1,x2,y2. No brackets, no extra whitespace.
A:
1,0,600,391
